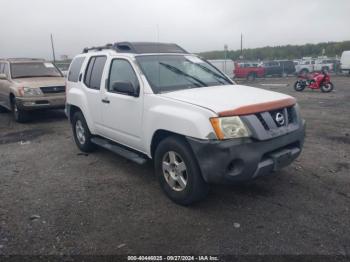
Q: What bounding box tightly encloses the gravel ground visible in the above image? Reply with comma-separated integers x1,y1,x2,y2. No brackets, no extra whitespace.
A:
0,76,349,256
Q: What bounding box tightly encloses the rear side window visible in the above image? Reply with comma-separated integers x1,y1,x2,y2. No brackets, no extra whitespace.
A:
68,57,85,82
84,56,107,90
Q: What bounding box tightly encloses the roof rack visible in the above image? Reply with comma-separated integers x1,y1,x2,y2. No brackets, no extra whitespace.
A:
82,44,114,53
82,42,188,54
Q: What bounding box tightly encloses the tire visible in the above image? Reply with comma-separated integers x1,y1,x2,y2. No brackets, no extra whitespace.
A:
154,136,209,205
294,81,305,92
72,111,96,152
300,69,309,76
247,73,256,81
320,82,334,93
11,98,29,123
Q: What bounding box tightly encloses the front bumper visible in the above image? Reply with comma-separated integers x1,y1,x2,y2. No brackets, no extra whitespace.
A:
186,121,305,184
16,95,65,110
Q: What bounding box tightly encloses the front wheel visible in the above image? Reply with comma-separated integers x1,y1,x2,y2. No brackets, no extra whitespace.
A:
11,98,28,123
321,82,334,93
294,81,305,92
154,136,209,205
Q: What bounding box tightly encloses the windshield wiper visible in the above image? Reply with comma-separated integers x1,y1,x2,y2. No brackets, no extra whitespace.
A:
159,62,207,87
13,75,40,79
13,75,58,79
35,75,59,77
195,63,230,85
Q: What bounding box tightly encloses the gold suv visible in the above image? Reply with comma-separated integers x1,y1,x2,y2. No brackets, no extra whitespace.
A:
0,58,66,122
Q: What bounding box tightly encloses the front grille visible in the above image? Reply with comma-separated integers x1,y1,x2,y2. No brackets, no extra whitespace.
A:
255,106,296,130
256,113,270,130
287,107,294,123
40,86,65,94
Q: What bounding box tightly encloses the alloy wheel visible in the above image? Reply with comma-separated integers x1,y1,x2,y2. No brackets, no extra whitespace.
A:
75,120,86,145
162,151,188,192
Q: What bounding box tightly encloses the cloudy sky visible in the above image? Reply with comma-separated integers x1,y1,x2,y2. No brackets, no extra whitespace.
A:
0,0,349,59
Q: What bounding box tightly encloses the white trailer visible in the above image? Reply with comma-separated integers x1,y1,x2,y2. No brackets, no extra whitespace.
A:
340,51,350,74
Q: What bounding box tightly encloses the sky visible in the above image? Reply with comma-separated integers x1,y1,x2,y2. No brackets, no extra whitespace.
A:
0,0,349,59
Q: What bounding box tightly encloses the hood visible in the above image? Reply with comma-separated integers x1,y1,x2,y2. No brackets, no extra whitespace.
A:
160,84,295,116
13,77,65,88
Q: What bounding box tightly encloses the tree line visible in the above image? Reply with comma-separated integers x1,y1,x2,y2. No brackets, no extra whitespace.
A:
198,41,350,61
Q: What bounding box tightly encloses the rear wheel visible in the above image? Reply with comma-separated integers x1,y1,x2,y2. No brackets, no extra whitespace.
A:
300,69,309,76
154,136,209,205
294,81,305,91
11,98,28,123
72,111,96,152
321,82,334,93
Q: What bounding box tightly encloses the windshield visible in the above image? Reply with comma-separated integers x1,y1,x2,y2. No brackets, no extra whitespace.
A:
136,55,233,93
11,62,62,78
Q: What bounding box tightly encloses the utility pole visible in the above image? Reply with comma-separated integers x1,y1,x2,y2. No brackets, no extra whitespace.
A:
240,33,243,60
50,34,56,63
224,44,228,73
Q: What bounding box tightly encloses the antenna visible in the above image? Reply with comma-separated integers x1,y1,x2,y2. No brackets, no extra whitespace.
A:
50,34,56,63
156,24,160,42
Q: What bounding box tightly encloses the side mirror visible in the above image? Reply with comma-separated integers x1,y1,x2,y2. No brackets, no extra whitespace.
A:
111,81,138,96
0,74,7,80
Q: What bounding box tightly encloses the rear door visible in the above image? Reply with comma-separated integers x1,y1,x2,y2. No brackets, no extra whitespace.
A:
100,57,144,152
81,56,107,131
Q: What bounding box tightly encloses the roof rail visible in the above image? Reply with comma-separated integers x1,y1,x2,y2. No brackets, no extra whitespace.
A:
82,44,114,53
82,42,188,54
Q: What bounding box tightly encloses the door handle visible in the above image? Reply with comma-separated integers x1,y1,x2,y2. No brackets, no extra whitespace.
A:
102,98,110,104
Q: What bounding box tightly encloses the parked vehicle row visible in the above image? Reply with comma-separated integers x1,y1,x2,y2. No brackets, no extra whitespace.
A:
233,60,296,80
233,56,343,80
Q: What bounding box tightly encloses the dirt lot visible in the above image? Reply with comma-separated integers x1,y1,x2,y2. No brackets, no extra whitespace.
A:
0,76,349,256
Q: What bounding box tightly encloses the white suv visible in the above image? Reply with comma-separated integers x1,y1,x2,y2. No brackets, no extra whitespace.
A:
66,42,305,205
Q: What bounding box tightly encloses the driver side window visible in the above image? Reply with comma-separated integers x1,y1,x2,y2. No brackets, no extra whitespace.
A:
108,59,139,95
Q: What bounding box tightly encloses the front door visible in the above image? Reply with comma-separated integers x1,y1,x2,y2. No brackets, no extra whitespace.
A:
100,58,144,152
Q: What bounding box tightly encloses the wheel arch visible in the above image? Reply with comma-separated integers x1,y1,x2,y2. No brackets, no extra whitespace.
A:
68,104,83,123
150,129,187,159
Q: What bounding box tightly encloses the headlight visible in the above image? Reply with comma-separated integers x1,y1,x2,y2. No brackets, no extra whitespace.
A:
20,87,43,96
210,116,250,139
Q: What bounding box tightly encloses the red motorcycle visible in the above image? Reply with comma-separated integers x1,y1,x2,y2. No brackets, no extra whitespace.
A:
294,70,334,93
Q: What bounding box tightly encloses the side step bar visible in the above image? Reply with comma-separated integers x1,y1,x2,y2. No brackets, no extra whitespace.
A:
91,137,148,165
